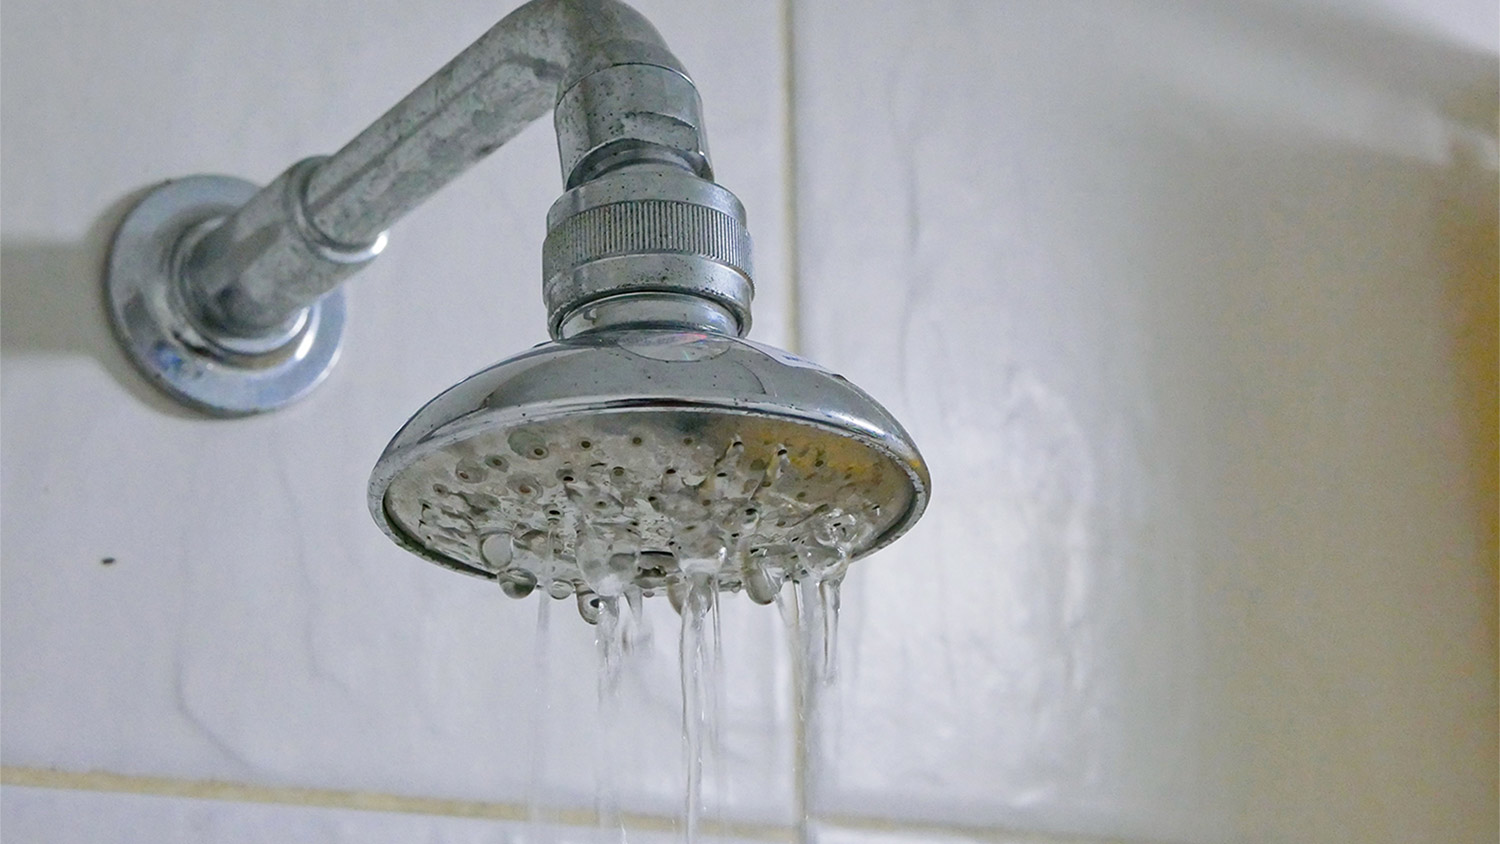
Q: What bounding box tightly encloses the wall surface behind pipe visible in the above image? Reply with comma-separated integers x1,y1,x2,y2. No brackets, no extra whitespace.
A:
2,0,1495,842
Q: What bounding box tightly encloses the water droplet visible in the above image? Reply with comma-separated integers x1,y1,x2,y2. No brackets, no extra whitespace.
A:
499,569,536,599
514,530,549,554
577,591,603,624
548,580,573,599
743,559,784,605
480,533,513,568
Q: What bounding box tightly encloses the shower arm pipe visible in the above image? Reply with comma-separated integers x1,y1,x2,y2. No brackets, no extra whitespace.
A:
182,0,717,341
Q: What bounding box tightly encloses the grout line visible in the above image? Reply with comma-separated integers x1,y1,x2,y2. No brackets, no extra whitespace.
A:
0,766,793,842
0,767,1145,843
813,812,1149,844
779,0,809,833
779,0,803,356
777,6,812,844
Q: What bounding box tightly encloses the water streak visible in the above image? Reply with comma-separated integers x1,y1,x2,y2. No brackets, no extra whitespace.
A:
595,595,628,843
524,585,553,842
780,552,849,833
709,582,726,837
677,573,716,843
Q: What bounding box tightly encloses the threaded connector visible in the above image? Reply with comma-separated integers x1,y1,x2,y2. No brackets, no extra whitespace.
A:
542,165,754,339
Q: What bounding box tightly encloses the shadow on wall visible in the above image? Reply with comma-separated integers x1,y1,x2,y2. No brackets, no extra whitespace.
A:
0,186,201,418
1147,0,1499,567
819,2,1497,838
1216,0,1500,572
1438,83,1500,590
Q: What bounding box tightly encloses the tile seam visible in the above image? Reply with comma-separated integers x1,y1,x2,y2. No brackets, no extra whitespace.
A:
0,766,794,842
779,1,810,842
0,772,1150,843
779,0,803,356
812,812,1151,844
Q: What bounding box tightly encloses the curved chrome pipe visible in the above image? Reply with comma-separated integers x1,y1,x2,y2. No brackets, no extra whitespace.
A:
191,0,715,336
105,0,740,415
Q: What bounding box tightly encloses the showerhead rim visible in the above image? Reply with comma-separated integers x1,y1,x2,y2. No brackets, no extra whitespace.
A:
369,397,930,581
367,333,930,583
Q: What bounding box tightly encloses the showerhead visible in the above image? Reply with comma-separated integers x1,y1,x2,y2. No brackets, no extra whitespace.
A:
368,153,929,618
368,329,929,613
97,0,931,617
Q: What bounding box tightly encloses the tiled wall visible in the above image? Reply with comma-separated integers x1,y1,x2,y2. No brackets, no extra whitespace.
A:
2,1,1494,842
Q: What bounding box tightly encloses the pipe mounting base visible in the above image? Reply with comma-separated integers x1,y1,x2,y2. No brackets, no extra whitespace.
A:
105,175,347,417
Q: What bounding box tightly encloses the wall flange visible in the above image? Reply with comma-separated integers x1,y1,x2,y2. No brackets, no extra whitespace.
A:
104,175,347,417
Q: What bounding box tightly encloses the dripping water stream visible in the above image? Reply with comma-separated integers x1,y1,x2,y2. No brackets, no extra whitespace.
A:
675,572,716,843
458,425,886,843
594,594,627,843
524,584,553,841
519,555,851,844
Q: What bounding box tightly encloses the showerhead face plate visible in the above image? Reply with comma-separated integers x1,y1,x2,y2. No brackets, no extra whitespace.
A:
369,331,929,605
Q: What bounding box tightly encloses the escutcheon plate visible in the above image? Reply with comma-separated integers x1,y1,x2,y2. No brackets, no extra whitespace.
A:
104,175,347,416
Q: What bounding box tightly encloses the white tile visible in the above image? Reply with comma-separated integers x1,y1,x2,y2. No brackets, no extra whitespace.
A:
0,0,792,825
793,1,1495,842
0,785,770,844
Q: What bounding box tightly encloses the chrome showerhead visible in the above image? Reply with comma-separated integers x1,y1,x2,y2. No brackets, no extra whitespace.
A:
95,0,931,617
368,329,929,612
369,149,928,617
